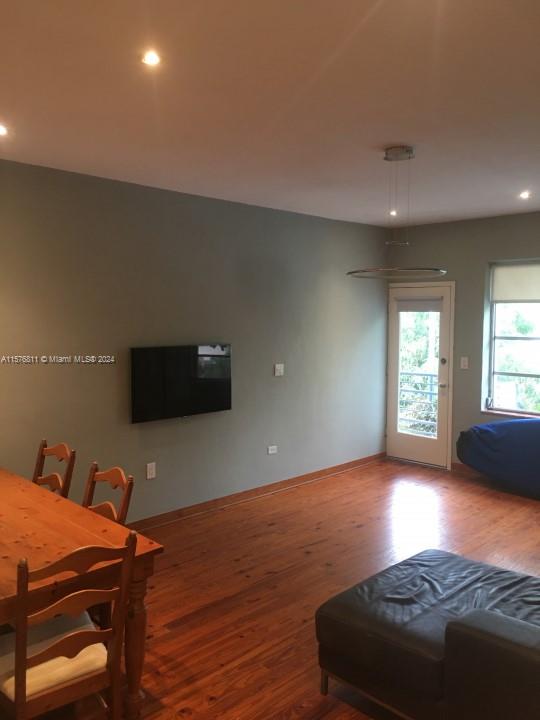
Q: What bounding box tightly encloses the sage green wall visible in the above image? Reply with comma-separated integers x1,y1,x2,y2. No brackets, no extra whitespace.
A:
388,212,540,458
0,159,387,521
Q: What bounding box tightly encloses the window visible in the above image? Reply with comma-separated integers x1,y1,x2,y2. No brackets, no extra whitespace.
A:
487,262,540,415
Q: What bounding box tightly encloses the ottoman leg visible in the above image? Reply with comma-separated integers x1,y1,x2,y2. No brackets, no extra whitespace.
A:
320,669,329,696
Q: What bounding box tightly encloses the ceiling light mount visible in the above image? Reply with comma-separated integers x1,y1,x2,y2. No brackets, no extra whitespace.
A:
384,145,415,162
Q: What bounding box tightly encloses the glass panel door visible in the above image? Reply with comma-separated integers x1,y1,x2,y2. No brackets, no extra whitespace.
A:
398,310,440,438
387,285,453,468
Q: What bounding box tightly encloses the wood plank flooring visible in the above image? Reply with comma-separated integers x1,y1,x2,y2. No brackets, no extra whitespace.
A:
50,459,540,720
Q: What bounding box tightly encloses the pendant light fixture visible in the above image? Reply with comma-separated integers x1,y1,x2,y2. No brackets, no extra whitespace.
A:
347,145,447,280
347,267,447,280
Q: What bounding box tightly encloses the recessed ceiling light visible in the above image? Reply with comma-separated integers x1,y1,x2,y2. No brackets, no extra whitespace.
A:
390,209,397,216
142,50,161,66
519,190,531,199
0,124,7,137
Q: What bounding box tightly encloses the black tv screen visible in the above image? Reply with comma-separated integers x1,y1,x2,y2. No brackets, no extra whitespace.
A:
131,344,231,423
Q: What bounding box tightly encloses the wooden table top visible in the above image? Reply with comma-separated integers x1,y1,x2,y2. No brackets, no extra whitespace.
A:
0,467,163,606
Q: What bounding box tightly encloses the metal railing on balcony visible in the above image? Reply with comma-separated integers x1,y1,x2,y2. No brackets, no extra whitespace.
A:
398,371,438,438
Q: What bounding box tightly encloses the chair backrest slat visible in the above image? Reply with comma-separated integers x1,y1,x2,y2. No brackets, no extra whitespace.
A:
32,439,76,498
88,501,118,523
34,472,63,493
29,544,127,582
82,463,134,525
27,629,113,670
97,467,130,491
42,443,72,463
29,588,119,626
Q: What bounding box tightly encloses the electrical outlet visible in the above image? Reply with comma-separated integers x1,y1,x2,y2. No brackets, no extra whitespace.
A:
267,445,278,455
274,363,285,377
146,461,156,480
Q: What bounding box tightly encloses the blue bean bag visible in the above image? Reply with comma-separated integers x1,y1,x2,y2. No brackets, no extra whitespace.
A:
456,418,540,499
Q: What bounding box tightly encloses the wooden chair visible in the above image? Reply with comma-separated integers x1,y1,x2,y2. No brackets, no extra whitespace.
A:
32,439,76,498
82,463,134,526
0,532,137,720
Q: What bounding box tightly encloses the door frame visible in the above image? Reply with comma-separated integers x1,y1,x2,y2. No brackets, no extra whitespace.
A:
387,281,455,470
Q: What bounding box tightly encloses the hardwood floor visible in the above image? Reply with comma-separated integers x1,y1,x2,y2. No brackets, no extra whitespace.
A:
52,459,540,720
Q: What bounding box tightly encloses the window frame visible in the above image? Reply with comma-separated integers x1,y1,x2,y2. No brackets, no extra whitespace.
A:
486,263,540,416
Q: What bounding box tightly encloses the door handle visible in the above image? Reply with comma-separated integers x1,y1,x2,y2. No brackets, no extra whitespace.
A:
439,383,447,388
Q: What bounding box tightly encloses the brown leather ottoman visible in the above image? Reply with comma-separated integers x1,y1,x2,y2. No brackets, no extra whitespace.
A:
315,549,540,719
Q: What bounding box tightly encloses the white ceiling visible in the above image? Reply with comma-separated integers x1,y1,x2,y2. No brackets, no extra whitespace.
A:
1,0,540,226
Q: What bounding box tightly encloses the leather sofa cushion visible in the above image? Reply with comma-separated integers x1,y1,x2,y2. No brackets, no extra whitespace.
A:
316,549,540,700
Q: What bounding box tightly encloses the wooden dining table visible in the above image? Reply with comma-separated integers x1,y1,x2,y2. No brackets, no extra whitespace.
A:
0,467,163,719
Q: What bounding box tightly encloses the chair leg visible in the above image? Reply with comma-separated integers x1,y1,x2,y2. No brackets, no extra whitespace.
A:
109,681,122,720
320,669,329,696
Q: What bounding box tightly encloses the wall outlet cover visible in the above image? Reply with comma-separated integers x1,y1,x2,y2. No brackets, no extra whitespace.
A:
146,461,157,480
267,445,278,455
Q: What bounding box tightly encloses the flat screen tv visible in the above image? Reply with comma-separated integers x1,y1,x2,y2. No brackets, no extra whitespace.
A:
131,344,231,423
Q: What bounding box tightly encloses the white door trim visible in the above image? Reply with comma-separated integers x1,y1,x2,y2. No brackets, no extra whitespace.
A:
388,281,455,470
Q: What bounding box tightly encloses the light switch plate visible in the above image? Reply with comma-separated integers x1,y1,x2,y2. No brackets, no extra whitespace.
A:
274,363,285,377
146,462,156,480
460,356,469,370
267,445,278,455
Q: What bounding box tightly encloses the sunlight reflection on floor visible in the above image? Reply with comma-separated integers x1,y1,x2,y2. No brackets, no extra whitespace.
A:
390,479,441,559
